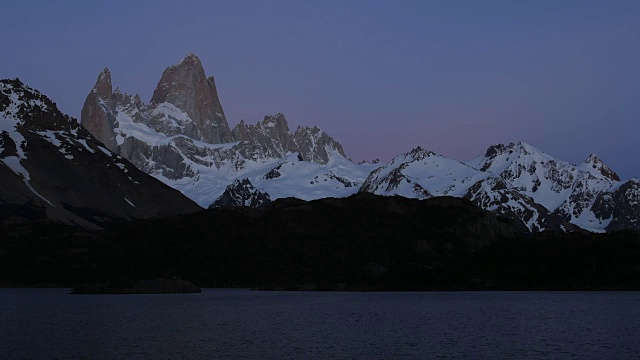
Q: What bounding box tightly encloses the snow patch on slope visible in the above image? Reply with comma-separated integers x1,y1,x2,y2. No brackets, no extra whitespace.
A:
113,104,239,150
151,150,377,207
1,85,53,206
466,142,622,231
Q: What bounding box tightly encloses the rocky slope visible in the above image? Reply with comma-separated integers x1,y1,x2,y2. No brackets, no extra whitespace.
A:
1,79,201,229
359,142,638,232
467,142,639,232
358,147,574,232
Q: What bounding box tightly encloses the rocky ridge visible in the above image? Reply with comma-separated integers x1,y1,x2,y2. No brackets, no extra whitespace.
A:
359,146,575,232
466,142,639,232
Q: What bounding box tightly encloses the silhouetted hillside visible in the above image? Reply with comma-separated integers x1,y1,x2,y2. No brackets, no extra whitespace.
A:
1,194,638,290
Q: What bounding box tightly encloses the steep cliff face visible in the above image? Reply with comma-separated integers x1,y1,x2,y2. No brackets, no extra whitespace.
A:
149,53,233,143
80,68,117,151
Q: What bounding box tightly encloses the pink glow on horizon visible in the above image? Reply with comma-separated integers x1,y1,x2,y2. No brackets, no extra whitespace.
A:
0,1,638,178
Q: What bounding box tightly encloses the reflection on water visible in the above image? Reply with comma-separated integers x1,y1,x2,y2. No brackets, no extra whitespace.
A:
1,289,639,359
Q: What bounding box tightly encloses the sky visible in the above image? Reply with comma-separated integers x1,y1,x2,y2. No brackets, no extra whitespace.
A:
1,0,639,179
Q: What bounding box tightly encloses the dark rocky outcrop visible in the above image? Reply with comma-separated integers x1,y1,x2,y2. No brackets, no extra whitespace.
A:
593,179,640,231
209,178,272,208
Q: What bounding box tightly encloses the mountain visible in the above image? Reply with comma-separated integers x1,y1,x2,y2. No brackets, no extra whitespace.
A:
81,53,350,207
0,79,201,229
149,53,233,144
80,54,637,233
358,147,574,232
467,142,639,232
356,144,638,233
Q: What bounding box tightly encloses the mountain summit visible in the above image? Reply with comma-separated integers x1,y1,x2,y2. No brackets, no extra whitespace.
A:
81,54,350,206
81,68,117,151
581,154,620,181
149,53,233,143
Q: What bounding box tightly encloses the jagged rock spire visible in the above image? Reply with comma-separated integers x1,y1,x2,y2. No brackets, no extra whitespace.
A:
231,112,347,164
81,68,117,151
93,68,112,100
149,53,233,144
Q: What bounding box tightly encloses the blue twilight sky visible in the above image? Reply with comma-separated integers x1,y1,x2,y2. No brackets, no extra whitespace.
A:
1,1,639,179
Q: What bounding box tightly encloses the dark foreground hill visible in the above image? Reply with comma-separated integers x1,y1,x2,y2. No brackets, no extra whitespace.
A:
1,194,639,290
0,79,201,229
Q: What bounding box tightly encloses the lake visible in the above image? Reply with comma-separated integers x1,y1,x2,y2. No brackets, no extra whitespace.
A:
1,289,639,359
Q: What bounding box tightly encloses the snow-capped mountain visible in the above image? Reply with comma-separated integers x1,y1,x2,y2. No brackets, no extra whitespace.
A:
0,79,200,228
467,142,639,232
359,147,573,232
79,54,637,233
81,54,350,207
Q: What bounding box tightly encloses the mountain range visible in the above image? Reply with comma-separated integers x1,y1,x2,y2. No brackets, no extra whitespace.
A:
1,53,637,233
78,53,638,233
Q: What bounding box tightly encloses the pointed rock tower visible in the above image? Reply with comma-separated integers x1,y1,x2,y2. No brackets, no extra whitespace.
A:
149,53,233,143
81,68,118,151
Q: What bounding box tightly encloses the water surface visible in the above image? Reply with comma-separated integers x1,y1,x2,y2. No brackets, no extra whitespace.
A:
1,289,639,359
